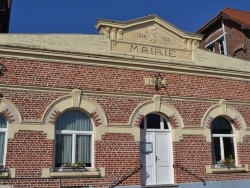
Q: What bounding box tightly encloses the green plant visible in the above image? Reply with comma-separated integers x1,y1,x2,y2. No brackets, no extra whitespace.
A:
216,155,235,169
61,161,86,171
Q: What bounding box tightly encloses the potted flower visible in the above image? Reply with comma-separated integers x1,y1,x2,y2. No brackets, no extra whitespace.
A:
61,161,87,171
215,155,235,169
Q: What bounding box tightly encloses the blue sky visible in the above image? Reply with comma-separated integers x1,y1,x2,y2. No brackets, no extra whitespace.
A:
9,0,250,34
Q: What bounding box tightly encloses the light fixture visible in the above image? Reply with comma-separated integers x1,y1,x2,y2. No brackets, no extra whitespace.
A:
0,64,6,75
152,73,166,91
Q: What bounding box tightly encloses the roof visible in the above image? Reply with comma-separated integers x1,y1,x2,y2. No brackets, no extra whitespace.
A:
96,14,203,39
197,8,250,33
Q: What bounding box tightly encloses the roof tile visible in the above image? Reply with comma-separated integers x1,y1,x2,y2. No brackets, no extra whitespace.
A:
197,8,250,33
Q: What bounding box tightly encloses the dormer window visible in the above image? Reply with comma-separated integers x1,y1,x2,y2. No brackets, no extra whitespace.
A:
219,40,225,55
207,44,215,52
205,36,226,55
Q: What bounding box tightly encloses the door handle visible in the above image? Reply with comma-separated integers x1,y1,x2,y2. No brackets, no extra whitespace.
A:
155,156,160,161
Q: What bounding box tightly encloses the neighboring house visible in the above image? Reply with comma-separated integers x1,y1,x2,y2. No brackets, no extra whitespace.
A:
1,14,250,188
197,8,250,61
0,0,11,33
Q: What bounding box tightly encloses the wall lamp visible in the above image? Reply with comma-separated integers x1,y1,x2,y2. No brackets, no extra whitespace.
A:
152,73,166,91
0,64,6,75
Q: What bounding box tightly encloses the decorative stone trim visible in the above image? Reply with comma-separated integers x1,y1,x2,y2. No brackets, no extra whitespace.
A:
1,109,15,123
43,95,107,126
49,168,104,178
0,100,21,124
72,89,81,107
153,95,161,111
48,109,60,124
231,117,242,130
206,164,248,174
0,172,10,178
168,115,179,129
91,111,102,127
130,100,184,129
202,100,247,130
50,171,100,178
133,113,144,128
205,116,214,129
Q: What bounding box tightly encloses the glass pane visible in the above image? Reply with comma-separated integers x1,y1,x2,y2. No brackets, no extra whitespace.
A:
212,137,221,164
55,134,72,167
75,135,92,167
146,114,160,129
0,116,7,128
223,137,235,162
0,133,5,164
163,119,169,129
56,110,92,131
211,117,232,134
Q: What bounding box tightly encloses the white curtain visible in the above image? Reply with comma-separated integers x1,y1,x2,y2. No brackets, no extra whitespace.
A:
76,135,91,165
56,110,92,131
55,110,92,167
0,133,5,164
55,134,72,166
0,115,7,164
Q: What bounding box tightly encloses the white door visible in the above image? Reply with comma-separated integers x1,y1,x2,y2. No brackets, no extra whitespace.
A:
141,131,173,185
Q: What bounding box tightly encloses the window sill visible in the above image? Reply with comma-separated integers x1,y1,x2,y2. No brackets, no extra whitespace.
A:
0,172,10,178
206,164,248,174
49,168,105,178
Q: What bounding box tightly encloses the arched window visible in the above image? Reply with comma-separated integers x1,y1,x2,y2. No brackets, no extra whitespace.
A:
211,117,237,165
55,110,93,167
0,115,7,165
140,114,169,130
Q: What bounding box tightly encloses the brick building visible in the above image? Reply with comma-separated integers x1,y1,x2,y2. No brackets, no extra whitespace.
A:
1,15,250,188
197,8,250,61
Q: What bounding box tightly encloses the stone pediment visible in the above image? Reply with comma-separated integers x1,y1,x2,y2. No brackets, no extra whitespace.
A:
96,15,203,61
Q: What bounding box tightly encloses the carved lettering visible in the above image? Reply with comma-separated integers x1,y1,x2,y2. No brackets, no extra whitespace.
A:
169,50,176,57
130,45,138,53
141,47,148,54
137,33,146,39
128,44,181,58
155,48,162,55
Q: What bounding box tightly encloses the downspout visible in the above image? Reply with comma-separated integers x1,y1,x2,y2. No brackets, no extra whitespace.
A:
222,18,228,55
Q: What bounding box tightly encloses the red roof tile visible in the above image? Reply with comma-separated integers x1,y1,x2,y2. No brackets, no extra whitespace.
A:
197,8,250,33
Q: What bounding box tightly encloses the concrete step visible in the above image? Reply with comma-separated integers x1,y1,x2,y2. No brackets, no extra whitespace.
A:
141,184,179,188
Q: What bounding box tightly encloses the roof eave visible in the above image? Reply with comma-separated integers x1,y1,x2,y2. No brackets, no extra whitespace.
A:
196,14,223,34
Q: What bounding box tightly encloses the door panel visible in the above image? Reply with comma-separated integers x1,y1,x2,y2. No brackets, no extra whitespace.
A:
156,132,172,184
141,132,155,185
141,131,173,185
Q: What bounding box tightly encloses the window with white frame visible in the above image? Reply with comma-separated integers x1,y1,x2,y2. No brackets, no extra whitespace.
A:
0,115,7,165
211,117,237,165
219,40,225,55
55,110,93,168
140,114,169,130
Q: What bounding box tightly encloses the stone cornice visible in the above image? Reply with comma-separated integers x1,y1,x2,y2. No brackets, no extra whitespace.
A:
1,46,250,81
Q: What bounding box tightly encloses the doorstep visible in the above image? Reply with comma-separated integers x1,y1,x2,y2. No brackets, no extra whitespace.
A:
141,184,179,188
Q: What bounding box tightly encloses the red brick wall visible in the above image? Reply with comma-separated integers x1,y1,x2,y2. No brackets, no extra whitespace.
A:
6,131,54,178
1,132,141,187
2,58,250,100
225,20,250,60
174,135,250,184
1,57,250,186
